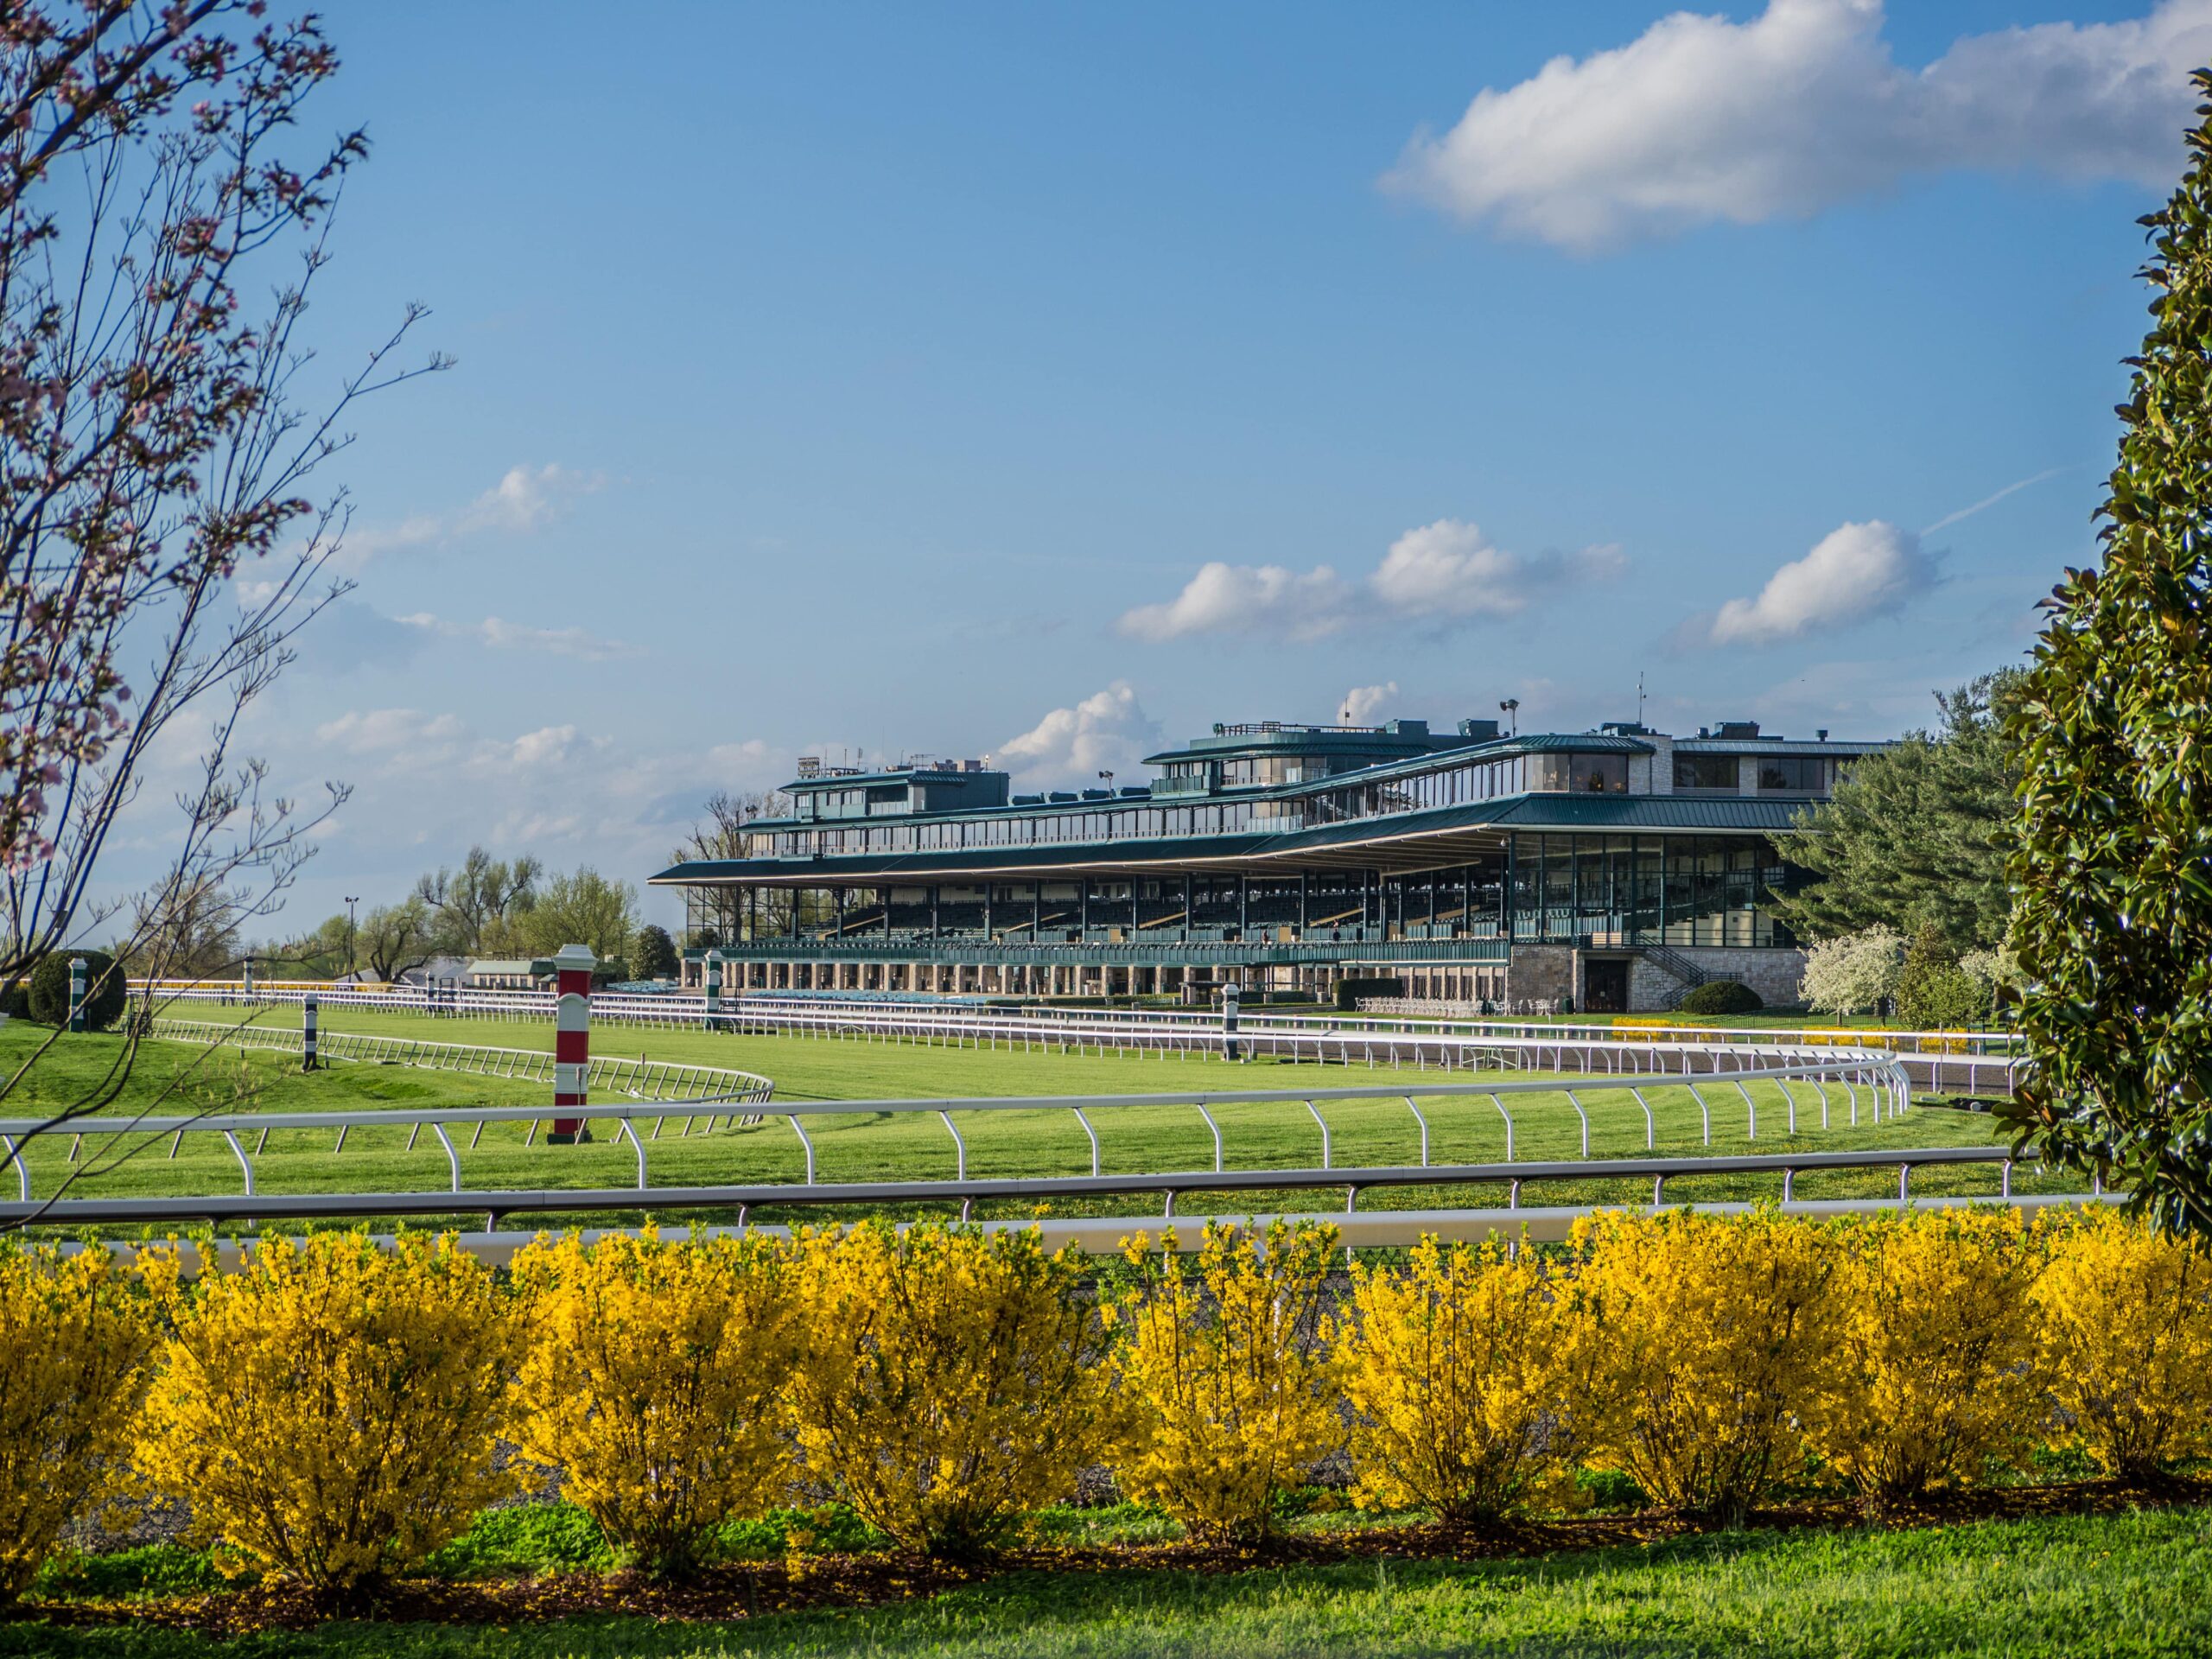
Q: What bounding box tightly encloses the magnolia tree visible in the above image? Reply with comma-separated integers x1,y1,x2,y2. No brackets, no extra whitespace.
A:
1799,926,1904,1019
0,3,442,999
2003,72,2212,1235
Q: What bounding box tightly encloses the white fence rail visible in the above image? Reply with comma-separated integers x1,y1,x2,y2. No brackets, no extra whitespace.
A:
146,1017,775,1106
1,1057,1909,1213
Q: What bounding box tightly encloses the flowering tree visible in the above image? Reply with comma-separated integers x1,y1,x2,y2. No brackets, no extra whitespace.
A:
0,3,440,1218
0,2,442,997
1799,925,1903,1019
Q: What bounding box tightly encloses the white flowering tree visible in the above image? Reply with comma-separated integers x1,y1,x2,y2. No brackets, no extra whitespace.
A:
1801,925,1904,1019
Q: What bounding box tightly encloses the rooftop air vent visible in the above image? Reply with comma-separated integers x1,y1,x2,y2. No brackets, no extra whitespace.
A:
1713,721,1762,740
1457,718,1501,741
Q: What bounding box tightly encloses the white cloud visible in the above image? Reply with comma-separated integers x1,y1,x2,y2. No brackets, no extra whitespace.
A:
997,682,1164,790
1704,519,1939,644
1117,563,1356,643
312,709,465,756
334,464,605,570
1389,0,2212,251
1118,519,1624,642
399,611,639,662
455,464,604,535
1340,683,1399,725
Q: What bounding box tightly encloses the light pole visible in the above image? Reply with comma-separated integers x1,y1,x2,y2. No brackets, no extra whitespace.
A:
1499,698,1519,738
344,895,359,979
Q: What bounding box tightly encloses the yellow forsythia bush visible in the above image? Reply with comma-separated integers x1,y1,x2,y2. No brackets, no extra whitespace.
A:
1341,1235,1590,1526
137,1232,518,1601
0,1243,156,1605
788,1224,1117,1560
1815,1211,2042,1502
1114,1220,1344,1545
2031,1204,2212,1478
1570,1209,1836,1526
510,1229,799,1579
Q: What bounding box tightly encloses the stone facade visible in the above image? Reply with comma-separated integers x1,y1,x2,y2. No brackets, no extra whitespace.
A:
1504,942,1808,1014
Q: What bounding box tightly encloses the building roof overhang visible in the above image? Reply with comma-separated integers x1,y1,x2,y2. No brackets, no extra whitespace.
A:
652,794,1811,887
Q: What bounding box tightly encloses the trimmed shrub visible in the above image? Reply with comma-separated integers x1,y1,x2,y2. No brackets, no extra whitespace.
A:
1333,976,1405,1010
26,949,126,1031
788,1224,1117,1560
1341,1236,1591,1526
2030,1205,2212,1478
1814,1211,2042,1503
509,1230,799,1580
1114,1220,1344,1544
0,1244,156,1605
1568,1209,1837,1527
1677,979,1763,1017
136,1233,519,1603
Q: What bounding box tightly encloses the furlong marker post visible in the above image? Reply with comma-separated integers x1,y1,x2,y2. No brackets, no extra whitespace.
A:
550,944,595,1144
705,949,723,1029
302,995,319,1071
67,957,86,1033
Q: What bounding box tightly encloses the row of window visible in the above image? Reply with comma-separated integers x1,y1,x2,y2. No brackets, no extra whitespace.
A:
686,835,1801,950
1675,753,1840,792
738,752,1839,861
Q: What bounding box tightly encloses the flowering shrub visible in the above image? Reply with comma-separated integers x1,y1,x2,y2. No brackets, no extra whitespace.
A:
0,1243,156,1605
1570,1209,1837,1526
1815,1211,2042,1502
509,1229,799,1580
136,1232,518,1602
2031,1205,2212,1477
787,1224,1116,1560
1114,1221,1344,1544
1340,1236,1587,1526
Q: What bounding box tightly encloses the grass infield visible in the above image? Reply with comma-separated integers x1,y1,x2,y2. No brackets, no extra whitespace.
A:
0,1011,2034,1234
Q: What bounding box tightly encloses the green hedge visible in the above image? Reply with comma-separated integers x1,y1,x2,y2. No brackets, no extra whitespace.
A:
1678,979,1764,1017
27,950,127,1031
1333,976,1407,1011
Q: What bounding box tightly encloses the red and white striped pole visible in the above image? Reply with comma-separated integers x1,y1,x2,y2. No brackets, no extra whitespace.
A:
550,943,595,1144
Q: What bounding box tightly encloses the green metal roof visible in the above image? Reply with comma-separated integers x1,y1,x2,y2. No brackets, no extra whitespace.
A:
652,793,1808,887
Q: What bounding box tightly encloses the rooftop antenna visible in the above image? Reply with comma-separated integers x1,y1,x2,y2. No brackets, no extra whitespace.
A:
1637,671,1646,728
1499,697,1519,738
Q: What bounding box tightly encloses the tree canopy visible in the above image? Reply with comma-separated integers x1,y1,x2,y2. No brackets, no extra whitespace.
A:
2000,73,2212,1237
1767,671,2021,952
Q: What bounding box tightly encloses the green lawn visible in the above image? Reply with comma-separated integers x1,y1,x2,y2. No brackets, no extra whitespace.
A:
6,1505,2206,1657
1,1010,2031,1231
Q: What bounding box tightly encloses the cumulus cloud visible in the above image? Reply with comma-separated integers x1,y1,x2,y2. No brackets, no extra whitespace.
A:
1340,682,1399,726
398,611,640,662
997,682,1165,790
1389,0,2212,251
455,464,604,535
1117,563,1355,643
1118,519,1623,642
1701,519,1939,645
334,463,606,569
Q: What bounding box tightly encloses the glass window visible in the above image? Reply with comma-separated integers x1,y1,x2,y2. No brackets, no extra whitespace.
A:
1674,753,1738,791
1758,756,1828,792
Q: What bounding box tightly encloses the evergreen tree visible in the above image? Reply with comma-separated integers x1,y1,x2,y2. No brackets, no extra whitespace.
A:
632,925,680,981
2001,73,2212,1235
1768,672,2020,951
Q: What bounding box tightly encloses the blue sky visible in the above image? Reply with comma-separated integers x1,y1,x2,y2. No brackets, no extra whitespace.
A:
146,0,2204,932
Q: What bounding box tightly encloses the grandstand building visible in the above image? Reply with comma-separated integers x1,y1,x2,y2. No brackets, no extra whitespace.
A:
651,715,1883,1014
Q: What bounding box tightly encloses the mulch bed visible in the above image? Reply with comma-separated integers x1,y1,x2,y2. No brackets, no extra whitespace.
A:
18,1476,2210,1637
